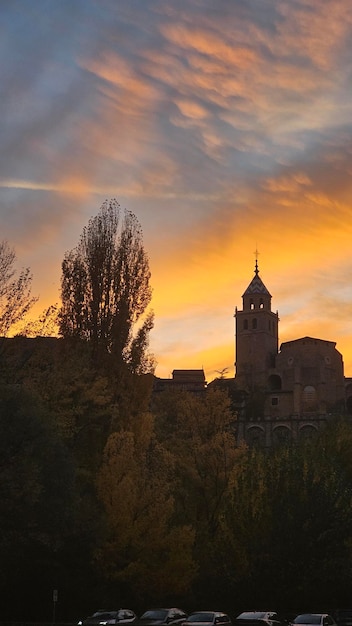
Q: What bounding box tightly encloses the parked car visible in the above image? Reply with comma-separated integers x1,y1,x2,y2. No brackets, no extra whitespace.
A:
235,612,283,626
184,612,232,626
79,610,137,626
134,609,188,626
291,615,337,626
333,610,352,626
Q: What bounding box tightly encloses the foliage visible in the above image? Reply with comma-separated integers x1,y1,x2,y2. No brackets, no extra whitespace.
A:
152,387,245,605
227,428,352,608
0,336,112,456
0,239,38,335
0,384,75,537
0,384,77,619
154,388,240,526
3,328,352,616
17,303,59,337
59,199,154,372
95,412,196,604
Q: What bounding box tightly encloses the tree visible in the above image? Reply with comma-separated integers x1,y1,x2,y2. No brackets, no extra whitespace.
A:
59,199,154,372
0,239,37,335
18,304,59,337
226,431,352,609
95,412,196,605
154,388,240,530
0,384,76,620
152,387,244,606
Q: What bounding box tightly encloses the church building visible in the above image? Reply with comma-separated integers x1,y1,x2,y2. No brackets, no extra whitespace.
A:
234,261,349,447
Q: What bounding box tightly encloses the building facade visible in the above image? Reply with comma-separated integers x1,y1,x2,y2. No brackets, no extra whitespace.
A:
235,262,349,447
153,369,207,394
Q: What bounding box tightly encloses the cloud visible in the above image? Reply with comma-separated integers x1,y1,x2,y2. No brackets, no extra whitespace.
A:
2,0,352,379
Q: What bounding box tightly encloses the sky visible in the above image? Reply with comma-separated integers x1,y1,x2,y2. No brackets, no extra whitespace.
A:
2,0,352,382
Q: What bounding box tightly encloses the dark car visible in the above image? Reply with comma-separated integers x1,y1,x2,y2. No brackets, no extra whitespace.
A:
134,609,188,626
235,612,284,626
79,610,137,626
184,612,232,626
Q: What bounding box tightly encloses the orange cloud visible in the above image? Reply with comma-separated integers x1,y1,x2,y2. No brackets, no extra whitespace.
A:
160,23,259,66
175,98,209,120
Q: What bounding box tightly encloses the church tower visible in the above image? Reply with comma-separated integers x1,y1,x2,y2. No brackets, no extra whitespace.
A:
235,260,279,391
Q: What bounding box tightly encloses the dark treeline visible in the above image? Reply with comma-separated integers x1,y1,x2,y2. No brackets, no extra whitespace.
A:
1,337,352,620
1,200,352,620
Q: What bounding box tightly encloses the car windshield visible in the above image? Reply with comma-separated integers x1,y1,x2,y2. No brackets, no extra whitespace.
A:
238,614,268,621
96,614,117,620
141,612,168,621
294,616,322,625
188,614,215,623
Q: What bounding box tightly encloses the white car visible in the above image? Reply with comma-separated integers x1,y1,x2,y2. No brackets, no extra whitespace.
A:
235,613,283,626
292,615,337,626
79,610,137,626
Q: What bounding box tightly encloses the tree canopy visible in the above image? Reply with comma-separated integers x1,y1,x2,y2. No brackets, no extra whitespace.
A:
59,199,154,372
2,340,352,616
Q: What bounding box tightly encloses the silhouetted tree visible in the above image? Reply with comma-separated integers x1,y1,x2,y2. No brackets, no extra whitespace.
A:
0,384,76,620
18,303,59,337
226,429,352,608
0,239,37,335
59,199,154,372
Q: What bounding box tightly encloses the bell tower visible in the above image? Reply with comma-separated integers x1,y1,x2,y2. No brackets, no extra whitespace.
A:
235,260,279,391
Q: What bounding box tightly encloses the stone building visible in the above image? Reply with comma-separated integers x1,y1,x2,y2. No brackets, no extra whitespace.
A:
153,368,207,394
234,261,348,447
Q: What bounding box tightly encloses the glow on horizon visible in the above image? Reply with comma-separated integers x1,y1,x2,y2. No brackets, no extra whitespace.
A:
2,0,352,382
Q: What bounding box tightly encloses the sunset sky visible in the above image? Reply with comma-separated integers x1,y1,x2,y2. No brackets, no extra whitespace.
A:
2,0,352,382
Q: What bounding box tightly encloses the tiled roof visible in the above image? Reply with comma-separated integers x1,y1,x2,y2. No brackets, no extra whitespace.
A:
242,263,271,297
243,274,271,296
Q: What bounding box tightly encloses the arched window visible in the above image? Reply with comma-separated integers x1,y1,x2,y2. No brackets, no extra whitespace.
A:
259,299,264,309
250,300,255,310
243,319,248,330
252,318,257,329
273,426,291,445
246,426,265,447
268,374,282,391
299,424,318,440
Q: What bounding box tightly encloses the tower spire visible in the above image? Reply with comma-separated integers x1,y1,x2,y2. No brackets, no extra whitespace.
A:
235,256,278,392
254,246,260,275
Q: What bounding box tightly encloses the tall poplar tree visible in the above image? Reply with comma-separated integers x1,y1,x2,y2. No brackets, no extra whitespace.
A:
59,199,154,372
